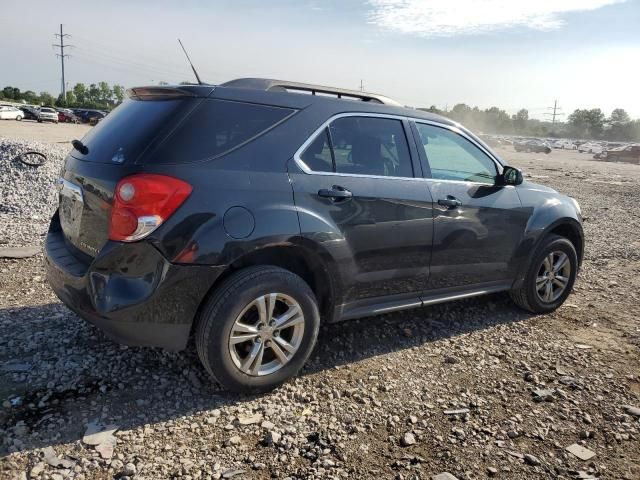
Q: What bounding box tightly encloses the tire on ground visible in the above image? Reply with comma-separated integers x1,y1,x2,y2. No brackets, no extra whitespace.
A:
195,265,320,393
510,234,578,313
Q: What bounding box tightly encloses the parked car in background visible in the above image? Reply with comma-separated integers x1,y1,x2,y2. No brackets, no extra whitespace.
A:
19,106,40,121
601,144,640,163
58,109,79,123
73,109,107,124
38,107,59,123
514,140,552,154
552,139,577,150
0,105,24,120
45,79,583,392
578,142,603,154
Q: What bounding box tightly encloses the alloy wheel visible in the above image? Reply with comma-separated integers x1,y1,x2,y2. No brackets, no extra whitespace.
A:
228,293,305,376
535,251,571,303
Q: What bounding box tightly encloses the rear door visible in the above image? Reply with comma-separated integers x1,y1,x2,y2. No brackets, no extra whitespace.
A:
411,121,529,291
289,114,433,307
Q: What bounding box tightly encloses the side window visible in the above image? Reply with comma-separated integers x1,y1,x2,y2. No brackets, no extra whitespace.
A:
299,128,333,172
299,116,414,178
329,117,413,177
415,123,497,184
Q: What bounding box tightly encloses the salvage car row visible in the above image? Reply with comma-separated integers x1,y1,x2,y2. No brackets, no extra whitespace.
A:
0,104,107,125
480,134,639,163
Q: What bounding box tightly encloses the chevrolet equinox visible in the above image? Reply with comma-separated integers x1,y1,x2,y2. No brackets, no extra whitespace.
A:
45,78,584,392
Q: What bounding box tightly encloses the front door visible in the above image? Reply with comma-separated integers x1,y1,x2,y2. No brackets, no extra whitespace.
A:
412,121,529,291
289,115,434,308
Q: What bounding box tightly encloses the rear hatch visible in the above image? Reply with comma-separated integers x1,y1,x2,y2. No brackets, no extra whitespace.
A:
58,86,209,259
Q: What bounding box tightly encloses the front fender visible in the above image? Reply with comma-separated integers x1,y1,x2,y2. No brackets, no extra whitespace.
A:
511,184,583,289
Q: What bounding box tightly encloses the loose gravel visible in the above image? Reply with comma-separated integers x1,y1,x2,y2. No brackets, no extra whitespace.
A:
0,138,69,248
1,133,639,479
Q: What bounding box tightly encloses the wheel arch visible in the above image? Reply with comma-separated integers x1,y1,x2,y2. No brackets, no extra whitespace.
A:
512,216,584,290
192,242,339,338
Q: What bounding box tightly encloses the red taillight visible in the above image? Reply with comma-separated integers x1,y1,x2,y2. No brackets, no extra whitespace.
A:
109,174,192,242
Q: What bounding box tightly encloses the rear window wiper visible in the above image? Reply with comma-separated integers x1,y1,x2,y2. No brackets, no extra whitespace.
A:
71,139,89,155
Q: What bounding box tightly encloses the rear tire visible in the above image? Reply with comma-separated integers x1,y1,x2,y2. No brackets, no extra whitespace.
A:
195,266,320,393
510,234,578,313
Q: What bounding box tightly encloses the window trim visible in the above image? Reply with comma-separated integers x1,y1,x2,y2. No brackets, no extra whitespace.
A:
294,112,419,180
411,120,502,185
294,112,504,182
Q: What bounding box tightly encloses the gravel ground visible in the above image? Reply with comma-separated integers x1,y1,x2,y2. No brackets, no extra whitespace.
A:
0,131,639,479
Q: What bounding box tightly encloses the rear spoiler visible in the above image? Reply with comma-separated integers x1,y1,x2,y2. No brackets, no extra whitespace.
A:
127,85,215,100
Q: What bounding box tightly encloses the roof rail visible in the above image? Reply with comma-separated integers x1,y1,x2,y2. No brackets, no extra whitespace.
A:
220,78,401,106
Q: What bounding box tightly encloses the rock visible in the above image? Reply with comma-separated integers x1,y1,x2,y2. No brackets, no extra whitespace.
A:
487,466,498,476
237,414,262,425
432,473,459,480
123,463,137,476
30,462,45,477
42,446,75,468
261,420,275,430
0,246,40,258
532,389,554,402
226,435,242,446
623,405,640,417
95,436,117,459
443,355,459,364
566,443,596,461
264,431,281,446
222,469,246,479
82,421,119,446
524,454,541,466
443,408,470,415
401,432,416,446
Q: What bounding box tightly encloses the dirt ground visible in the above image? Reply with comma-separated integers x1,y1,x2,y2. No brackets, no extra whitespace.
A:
0,120,91,144
0,126,639,479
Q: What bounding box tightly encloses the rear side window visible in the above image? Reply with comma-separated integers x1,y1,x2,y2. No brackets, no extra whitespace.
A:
148,99,294,164
299,116,413,178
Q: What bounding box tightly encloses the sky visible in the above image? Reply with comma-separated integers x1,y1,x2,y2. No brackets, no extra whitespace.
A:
1,0,639,119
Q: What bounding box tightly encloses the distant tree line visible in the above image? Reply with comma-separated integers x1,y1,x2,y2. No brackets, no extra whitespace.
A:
421,104,640,141
0,82,126,110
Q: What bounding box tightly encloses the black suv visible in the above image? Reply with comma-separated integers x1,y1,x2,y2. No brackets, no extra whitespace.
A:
46,79,584,392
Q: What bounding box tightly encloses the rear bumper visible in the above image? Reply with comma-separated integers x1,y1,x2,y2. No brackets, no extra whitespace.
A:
45,217,225,350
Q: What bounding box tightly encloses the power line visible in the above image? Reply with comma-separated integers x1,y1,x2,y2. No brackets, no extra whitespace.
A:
543,99,565,126
53,24,73,101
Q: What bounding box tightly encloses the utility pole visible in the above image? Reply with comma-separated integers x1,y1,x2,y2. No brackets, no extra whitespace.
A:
359,79,364,92
53,24,72,101
544,99,564,126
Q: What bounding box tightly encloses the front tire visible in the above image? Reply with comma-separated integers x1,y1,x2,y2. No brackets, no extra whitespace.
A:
195,266,320,393
510,234,578,313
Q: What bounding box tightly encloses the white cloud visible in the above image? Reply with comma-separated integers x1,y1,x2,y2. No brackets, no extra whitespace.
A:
366,0,626,36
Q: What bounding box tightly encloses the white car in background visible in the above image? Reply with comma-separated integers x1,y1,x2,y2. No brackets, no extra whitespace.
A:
38,107,59,123
0,105,24,120
578,142,603,154
552,139,577,149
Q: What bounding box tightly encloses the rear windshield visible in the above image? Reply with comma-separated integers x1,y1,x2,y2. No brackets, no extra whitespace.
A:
71,98,195,163
145,99,294,164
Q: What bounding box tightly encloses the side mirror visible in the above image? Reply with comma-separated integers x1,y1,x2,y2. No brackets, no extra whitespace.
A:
502,166,523,186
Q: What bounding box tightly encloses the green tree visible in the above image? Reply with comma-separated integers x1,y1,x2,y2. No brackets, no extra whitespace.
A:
567,108,605,139
65,90,76,106
22,90,37,104
2,86,15,99
514,109,529,132
73,83,87,104
98,81,112,104
39,91,55,106
610,108,630,125
112,85,125,104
